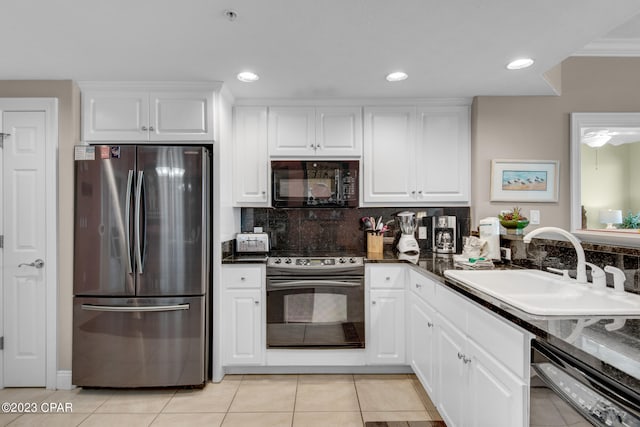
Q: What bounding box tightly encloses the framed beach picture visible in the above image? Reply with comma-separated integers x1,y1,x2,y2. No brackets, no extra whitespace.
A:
490,159,559,202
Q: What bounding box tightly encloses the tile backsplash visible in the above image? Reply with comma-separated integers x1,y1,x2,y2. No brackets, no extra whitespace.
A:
241,207,471,254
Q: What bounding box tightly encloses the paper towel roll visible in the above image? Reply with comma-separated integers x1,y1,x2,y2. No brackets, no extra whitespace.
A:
478,217,501,260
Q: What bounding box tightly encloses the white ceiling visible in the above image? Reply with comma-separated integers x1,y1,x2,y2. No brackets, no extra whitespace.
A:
2,0,640,99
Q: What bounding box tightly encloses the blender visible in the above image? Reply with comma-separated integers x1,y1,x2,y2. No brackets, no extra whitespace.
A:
395,211,420,254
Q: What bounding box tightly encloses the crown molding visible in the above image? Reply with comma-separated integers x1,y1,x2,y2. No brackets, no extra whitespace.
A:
573,37,640,57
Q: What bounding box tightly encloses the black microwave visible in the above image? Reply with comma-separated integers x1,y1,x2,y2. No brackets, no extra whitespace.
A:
271,160,359,208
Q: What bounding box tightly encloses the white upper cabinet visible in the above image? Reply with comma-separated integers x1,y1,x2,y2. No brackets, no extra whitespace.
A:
316,107,362,155
81,83,216,141
268,107,315,156
363,103,470,205
363,106,417,203
416,107,470,202
233,106,270,206
269,106,362,157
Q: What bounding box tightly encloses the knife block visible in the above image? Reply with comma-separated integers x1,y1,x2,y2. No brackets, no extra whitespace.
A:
367,233,383,255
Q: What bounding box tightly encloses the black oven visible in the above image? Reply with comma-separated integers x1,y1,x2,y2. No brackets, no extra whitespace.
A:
266,257,365,349
271,160,359,208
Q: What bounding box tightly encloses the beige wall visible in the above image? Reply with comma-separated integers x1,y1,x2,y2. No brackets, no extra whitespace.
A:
472,57,640,231
0,81,80,371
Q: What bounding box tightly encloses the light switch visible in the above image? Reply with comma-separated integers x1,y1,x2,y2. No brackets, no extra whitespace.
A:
418,226,427,239
530,210,540,225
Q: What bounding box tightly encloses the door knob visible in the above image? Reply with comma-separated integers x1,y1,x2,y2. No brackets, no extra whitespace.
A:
18,259,45,269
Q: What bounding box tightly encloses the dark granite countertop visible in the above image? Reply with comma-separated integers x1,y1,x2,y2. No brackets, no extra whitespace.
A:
222,250,640,396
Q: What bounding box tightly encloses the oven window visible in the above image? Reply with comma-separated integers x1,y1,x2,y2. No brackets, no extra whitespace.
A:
266,280,365,349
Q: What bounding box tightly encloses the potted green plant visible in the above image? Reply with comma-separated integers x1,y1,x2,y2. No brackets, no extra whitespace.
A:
499,207,530,235
620,211,640,229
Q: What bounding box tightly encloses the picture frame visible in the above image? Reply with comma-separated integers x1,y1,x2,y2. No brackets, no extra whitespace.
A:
490,159,559,202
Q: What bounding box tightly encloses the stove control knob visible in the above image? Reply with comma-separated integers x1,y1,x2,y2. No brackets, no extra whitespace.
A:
349,258,356,263
273,258,281,264
284,258,292,264
338,258,346,264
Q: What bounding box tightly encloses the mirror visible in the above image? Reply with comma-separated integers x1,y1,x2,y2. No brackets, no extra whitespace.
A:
571,112,640,246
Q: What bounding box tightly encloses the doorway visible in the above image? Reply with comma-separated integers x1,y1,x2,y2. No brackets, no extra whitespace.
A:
0,98,58,388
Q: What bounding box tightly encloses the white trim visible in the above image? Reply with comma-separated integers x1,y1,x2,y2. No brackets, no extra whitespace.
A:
56,370,74,390
573,38,640,57
0,98,58,390
234,97,473,107
570,112,640,248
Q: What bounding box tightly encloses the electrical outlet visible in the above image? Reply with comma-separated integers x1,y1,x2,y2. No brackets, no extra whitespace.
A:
530,210,540,225
418,226,427,239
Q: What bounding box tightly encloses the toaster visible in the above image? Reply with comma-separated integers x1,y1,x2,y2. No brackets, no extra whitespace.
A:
235,233,270,253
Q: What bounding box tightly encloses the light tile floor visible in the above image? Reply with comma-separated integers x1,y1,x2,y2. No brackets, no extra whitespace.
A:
0,374,443,427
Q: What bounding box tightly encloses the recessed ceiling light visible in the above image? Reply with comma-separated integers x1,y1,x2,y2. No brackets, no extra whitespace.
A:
506,58,534,70
237,71,259,82
386,71,408,82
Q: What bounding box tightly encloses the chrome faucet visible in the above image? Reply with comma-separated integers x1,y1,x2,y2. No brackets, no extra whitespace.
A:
523,227,587,284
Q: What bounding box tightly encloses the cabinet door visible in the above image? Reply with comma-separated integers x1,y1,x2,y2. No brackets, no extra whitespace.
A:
82,90,149,141
436,314,467,427
409,297,437,398
363,107,416,204
268,107,315,156
222,289,264,365
415,107,470,202
368,289,405,364
150,91,213,141
316,107,362,156
233,107,269,205
467,339,527,427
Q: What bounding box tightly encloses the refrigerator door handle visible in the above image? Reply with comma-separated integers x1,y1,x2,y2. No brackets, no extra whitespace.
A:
81,303,190,312
135,170,144,274
125,169,134,274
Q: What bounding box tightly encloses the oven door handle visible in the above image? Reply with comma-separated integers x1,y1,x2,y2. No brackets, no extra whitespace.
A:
268,280,361,288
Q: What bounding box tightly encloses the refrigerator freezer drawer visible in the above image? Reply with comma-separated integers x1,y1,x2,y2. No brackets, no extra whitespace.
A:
72,296,206,387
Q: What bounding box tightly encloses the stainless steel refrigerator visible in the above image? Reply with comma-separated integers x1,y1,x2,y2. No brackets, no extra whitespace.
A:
72,145,210,387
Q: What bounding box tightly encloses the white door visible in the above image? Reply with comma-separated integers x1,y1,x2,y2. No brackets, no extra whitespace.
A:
368,289,405,364
362,107,417,203
316,107,362,156
268,107,315,156
1,111,47,386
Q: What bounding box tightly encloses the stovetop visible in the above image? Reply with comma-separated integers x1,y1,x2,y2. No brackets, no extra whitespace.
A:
267,255,364,268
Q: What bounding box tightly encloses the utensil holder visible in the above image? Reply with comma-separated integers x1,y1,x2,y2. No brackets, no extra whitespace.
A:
367,233,384,254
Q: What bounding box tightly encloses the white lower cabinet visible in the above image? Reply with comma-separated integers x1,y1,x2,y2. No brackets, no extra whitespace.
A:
408,295,437,398
408,268,530,427
367,265,406,364
221,265,265,366
435,314,467,427
368,289,405,364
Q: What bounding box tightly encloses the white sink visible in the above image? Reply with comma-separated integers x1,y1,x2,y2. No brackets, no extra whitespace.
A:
444,269,640,316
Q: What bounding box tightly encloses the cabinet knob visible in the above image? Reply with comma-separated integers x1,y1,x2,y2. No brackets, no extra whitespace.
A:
141,126,148,131
240,277,246,281
372,300,377,305
149,126,155,132
427,322,434,327
385,276,391,281
418,190,423,194
254,300,259,305
415,283,422,289
261,191,266,195
411,191,416,195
